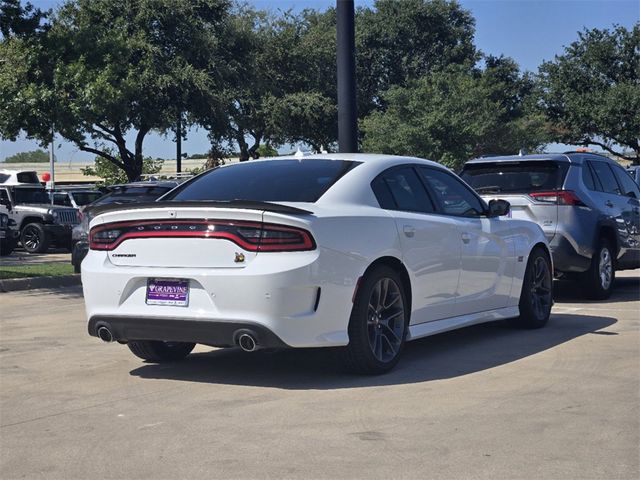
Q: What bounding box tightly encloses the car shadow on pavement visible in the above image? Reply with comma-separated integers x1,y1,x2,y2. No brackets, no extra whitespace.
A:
130,312,616,390
554,275,640,304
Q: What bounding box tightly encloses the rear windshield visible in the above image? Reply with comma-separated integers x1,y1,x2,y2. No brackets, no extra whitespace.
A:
163,159,361,203
460,161,569,194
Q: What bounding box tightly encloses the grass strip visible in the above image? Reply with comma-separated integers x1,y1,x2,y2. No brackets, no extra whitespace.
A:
0,263,75,280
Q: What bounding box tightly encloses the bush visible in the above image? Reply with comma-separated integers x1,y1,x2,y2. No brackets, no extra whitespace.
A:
4,149,51,163
81,155,163,185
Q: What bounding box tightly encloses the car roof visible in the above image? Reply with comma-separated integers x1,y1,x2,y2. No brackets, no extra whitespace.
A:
237,153,445,169
465,152,615,165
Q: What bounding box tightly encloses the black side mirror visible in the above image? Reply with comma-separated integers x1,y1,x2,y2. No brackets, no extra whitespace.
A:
487,199,510,217
0,197,11,210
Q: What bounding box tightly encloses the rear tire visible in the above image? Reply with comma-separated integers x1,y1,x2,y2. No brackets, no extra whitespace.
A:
584,238,615,300
20,223,50,254
509,247,552,329
343,265,408,374
127,340,195,362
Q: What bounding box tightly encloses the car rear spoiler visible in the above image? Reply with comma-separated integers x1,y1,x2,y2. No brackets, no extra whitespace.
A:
89,200,314,217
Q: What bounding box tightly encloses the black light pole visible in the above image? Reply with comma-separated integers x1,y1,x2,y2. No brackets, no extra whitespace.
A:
337,0,358,153
176,113,182,173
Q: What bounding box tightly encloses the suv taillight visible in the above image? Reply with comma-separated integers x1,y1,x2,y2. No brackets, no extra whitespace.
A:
89,219,316,252
529,190,586,206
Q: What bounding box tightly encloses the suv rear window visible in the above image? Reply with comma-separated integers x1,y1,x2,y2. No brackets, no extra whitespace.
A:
164,160,361,203
460,161,569,194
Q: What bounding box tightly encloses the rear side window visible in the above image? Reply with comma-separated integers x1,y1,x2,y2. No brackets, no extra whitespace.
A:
165,160,360,203
611,165,640,198
582,163,597,190
460,161,568,194
588,161,621,195
419,167,485,217
372,167,435,213
17,172,40,184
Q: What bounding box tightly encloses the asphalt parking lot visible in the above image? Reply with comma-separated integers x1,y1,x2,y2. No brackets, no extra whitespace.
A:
1,272,638,479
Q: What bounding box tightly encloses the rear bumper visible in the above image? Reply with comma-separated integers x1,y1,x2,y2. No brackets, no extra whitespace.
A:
88,316,289,348
82,248,364,348
549,234,591,273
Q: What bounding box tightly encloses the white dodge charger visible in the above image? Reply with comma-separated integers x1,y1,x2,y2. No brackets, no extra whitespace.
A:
82,154,552,374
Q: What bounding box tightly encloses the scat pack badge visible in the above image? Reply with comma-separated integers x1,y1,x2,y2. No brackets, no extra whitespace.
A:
234,252,245,263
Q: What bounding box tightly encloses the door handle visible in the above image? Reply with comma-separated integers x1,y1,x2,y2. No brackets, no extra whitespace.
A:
461,232,471,244
605,200,614,208
403,225,415,238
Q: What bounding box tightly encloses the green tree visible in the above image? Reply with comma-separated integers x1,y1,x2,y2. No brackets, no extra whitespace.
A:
81,155,163,186
3,149,50,163
194,7,338,159
361,62,548,169
356,0,478,117
538,25,640,162
0,0,233,181
0,0,49,38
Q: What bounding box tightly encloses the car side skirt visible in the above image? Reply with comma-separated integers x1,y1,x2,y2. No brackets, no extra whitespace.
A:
407,306,520,341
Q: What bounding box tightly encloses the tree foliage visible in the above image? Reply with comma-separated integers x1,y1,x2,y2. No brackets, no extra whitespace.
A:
361,60,549,169
538,24,640,162
3,149,50,163
0,0,233,181
81,155,163,186
0,0,49,38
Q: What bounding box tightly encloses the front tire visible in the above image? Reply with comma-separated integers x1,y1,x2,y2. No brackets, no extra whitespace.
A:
128,340,195,362
21,223,50,254
509,247,552,329
584,238,615,300
343,265,408,374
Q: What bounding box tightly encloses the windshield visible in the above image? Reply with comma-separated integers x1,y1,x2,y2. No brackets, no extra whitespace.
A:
69,191,104,206
13,187,50,204
460,161,569,194
163,159,361,203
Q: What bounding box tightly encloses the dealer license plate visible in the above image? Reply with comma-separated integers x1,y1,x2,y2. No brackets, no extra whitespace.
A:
146,278,190,307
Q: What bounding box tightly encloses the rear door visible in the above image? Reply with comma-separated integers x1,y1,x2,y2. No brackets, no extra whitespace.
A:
371,166,461,323
419,167,514,317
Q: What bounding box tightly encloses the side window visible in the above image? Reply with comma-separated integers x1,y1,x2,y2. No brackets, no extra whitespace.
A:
589,161,621,195
372,167,435,213
53,193,71,206
581,163,596,190
612,165,640,198
419,167,485,217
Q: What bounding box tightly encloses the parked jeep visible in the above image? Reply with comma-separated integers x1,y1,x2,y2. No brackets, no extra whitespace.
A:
0,184,79,253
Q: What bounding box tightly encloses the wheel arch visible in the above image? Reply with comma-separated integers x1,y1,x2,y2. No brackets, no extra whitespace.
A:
596,224,618,259
19,216,45,231
362,256,412,315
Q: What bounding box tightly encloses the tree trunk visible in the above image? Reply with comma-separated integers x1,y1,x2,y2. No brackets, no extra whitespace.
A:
237,136,249,162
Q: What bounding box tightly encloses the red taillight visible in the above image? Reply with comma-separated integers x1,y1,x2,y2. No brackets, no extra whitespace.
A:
89,219,315,252
529,190,585,206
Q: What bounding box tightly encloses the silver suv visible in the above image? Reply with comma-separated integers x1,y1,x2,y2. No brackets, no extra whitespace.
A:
460,152,640,299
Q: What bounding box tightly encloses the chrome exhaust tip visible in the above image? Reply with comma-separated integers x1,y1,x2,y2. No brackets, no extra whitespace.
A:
97,326,114,343
238,333,257,352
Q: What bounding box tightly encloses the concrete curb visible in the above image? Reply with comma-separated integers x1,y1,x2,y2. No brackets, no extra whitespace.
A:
0,275,81,293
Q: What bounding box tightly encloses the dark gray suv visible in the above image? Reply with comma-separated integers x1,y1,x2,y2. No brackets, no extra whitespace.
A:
460,152,640,299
